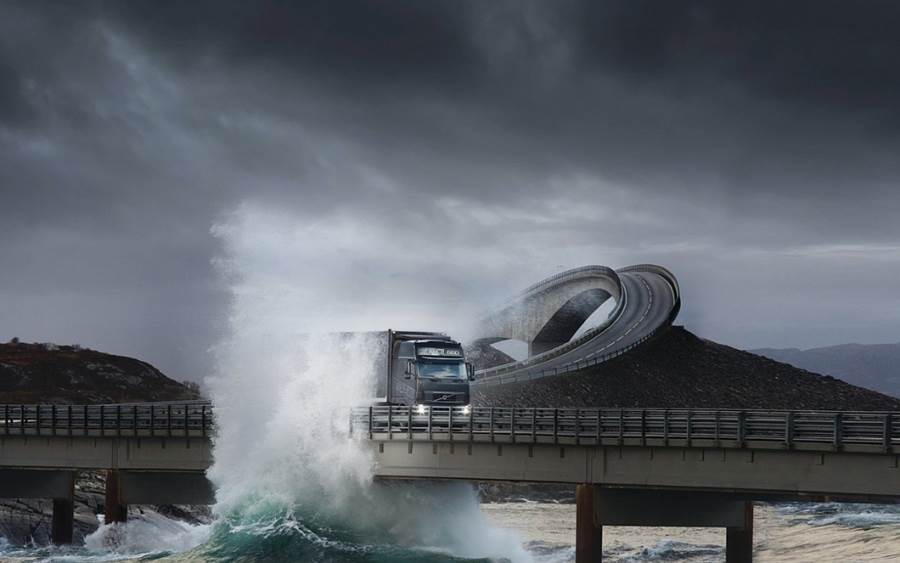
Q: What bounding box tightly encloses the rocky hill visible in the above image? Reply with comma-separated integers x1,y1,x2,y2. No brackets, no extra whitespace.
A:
473,327,900,410
0,340,200,404
752,342,900,399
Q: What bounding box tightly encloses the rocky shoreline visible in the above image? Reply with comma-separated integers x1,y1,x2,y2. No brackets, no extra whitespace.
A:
0,472,211,546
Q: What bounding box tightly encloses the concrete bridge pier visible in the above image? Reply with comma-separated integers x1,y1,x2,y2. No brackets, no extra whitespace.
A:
50,478,75,545
576,484,602,562
104,469,128,524
726,501,754,563
575,486,755,562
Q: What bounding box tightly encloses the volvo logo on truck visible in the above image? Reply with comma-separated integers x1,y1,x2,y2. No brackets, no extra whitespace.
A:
372,329,474,409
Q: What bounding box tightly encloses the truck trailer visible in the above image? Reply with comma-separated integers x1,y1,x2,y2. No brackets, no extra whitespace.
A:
373,330,474,407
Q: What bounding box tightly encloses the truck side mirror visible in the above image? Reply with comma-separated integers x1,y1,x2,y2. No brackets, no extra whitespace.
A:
466,362,475,381
405,359,415,379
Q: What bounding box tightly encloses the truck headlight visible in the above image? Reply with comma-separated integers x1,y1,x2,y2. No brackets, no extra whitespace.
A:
416,404,426,415
462,405,471,416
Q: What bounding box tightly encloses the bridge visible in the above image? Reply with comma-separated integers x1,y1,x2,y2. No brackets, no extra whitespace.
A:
0,401,213,544
357,405,900,562
3,401,899,562
472,264,681,385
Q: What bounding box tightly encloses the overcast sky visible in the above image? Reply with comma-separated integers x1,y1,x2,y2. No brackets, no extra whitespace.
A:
2,1,900,382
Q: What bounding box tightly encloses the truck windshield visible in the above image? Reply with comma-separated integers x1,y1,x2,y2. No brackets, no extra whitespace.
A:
417,360,467,380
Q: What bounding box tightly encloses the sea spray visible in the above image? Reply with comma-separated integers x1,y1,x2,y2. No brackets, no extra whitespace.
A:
198,205,532,561
84,512,213,556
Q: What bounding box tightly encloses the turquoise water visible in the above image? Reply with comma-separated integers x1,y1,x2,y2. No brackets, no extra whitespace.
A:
3,499,900,562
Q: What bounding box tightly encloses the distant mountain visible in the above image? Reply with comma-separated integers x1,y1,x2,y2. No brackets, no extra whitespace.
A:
0,340,200,404
475,327,900,410
752,342,900,399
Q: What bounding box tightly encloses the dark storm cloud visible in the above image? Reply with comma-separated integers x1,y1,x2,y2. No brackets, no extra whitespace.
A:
575,1,900,108
2,1,900,380
0,55,34,126
105,0,481,92
94,0,900,236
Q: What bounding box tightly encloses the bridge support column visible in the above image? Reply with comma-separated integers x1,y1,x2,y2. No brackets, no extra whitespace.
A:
576,484,602,563
590,488,753,562
51,472,75,545
725,501,754,563
104,470,128,524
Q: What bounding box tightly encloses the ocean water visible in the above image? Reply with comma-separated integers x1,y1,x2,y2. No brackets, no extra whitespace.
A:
3,499,900,562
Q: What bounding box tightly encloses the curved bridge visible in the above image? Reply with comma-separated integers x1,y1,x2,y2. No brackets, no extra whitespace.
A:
473,264,680,385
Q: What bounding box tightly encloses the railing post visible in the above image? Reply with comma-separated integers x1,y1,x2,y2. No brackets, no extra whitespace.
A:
83,405,87,436
184,404,189,438
833,413,842,452
532,409,537,443
51,405,56,436
510,408,516,444
736,411,745,448
686,410,692,447
489,407,495,443
884,413,893,453
469,406,474,443
116,405,121,437
202,405,207,438
408,406,413,441
387,406,393,440
36,405,40,437
640,409,646,446
575,409,580,445
449,407,454,442
167,404,172,438
553,409,558,444
368,406,373,440
4,404,8,436
427,406,433,441
100,405,105,437
785,412,794,450
67,405,72,437
617,409,624,446
714,410,720,448
150,404,156,437
20,405,25,436
132,405,138,437
663,409,669,446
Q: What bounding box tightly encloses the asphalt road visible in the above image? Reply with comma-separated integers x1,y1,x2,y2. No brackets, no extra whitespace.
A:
479,269,677,380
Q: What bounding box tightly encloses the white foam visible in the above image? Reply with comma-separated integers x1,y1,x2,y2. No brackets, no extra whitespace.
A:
205,204,533,561
83,510,211,556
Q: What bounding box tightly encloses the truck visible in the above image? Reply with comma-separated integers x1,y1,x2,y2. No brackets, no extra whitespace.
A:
372,330,474,407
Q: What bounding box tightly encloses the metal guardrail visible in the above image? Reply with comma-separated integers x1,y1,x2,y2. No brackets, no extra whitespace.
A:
0,401,213,438
353,406,900,454
474,266,681,386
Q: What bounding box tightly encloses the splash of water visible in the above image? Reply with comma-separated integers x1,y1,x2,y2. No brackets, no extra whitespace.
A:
84,512,213,556
197,204,531,561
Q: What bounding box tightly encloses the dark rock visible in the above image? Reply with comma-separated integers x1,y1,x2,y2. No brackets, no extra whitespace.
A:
0,342,199,404
474,327,900,410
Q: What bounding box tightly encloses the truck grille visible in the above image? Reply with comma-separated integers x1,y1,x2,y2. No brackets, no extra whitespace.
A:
427,392,465,404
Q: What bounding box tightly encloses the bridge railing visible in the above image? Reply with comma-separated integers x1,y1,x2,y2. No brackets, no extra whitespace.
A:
0,401,213,438
352,406,900,454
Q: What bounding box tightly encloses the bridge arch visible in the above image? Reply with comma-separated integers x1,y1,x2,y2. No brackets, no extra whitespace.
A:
474,266,623,357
